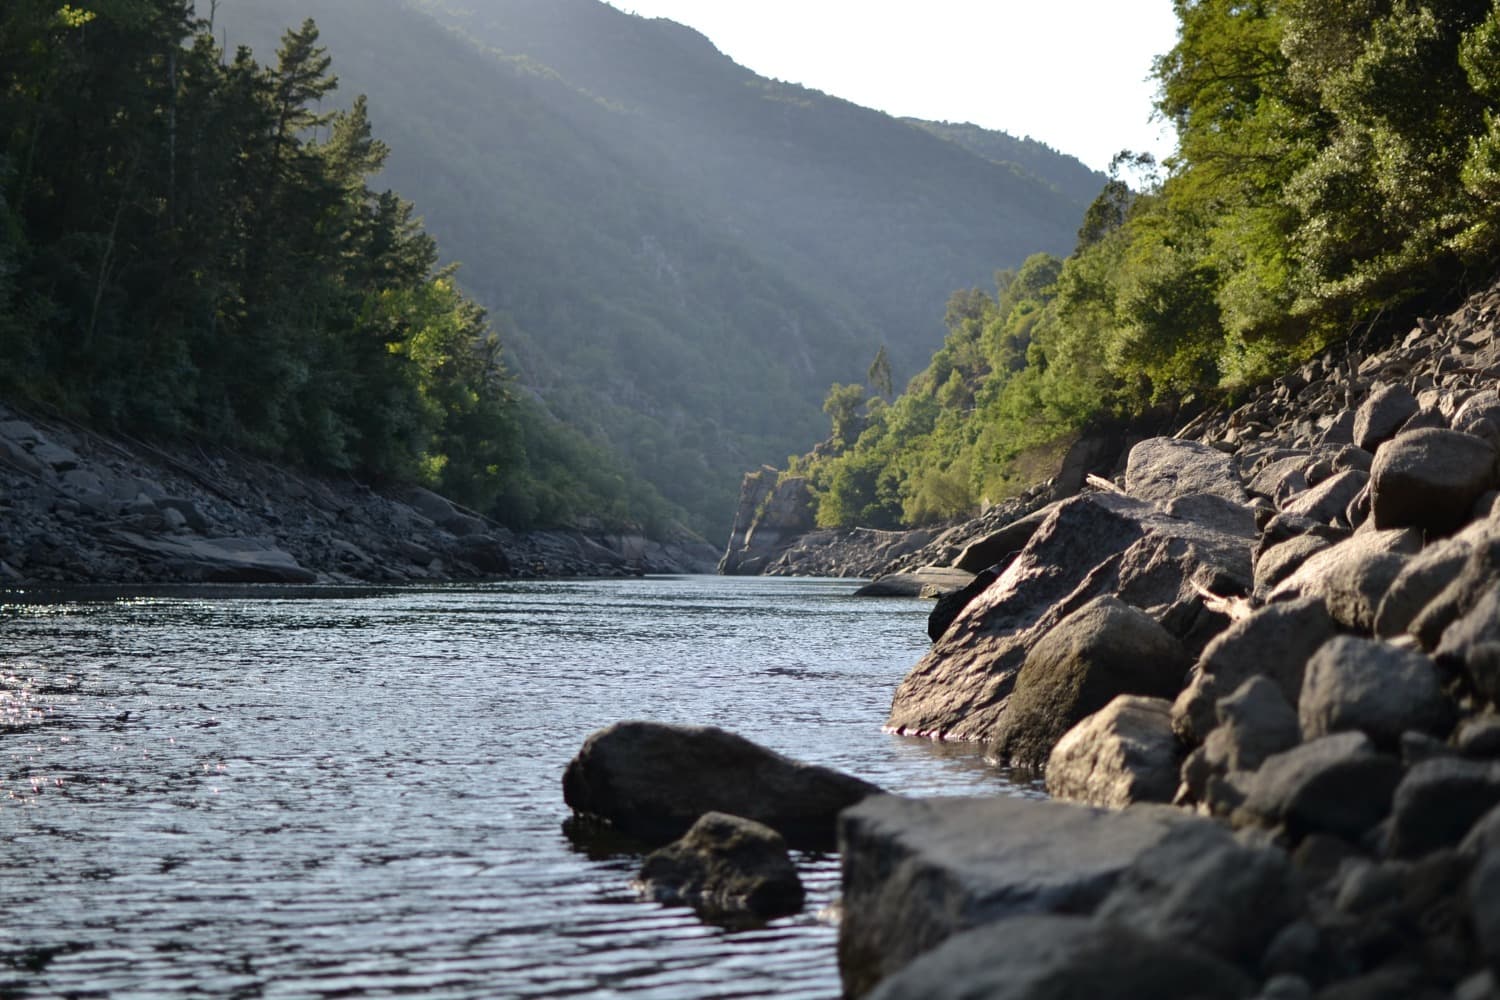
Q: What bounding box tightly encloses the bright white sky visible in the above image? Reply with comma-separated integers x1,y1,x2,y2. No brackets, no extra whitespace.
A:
604,0,1181,174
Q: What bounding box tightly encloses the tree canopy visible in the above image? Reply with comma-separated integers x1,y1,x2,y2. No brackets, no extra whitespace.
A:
0,1,680,533
792,0,1500,530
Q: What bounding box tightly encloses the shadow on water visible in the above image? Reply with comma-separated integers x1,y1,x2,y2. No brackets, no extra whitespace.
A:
561,815,655,861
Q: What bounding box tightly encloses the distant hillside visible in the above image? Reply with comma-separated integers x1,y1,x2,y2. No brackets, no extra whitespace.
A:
904,120,1106,210
218,0,1100,534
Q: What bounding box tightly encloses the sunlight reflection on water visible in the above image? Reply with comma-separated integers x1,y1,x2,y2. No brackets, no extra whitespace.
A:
0,576,1034,997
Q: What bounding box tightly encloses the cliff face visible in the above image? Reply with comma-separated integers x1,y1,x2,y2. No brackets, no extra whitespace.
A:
717,468,815,575
0,403,718,586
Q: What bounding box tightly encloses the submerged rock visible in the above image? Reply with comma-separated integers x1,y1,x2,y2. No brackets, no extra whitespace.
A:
562,721,881,850
635,811,804,923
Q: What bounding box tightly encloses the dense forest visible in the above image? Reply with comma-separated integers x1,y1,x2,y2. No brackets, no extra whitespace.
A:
210,0,1098,536
790,0,1500,531
0,1,716,534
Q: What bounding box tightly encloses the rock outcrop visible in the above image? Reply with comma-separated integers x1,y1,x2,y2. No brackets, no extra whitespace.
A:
0,403,719,584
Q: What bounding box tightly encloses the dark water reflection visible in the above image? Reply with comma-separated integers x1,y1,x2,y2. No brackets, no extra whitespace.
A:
0,576,1034,998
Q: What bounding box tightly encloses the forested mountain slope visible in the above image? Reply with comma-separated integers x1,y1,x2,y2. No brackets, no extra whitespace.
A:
762,0,1500,537
216,0,1098,534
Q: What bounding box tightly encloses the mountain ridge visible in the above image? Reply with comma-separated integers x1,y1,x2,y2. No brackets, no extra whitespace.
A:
217,0,1102,534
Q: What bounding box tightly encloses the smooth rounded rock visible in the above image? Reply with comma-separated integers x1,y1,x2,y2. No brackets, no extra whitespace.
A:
1370,428,1497,536
990,596,1191,769
563,721,882,850
1299,636,1453,748
1046,695,1180,808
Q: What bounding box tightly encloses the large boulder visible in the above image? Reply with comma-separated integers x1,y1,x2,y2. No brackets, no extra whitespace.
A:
990,596,1190,770
1094,820,1302,968
1353,383,1421,452
1375,523,1496,638
864,914,1254,1000
1414,537,1500,650
1046,695,1180,808
562,721,881,850
1202,676,1302,775
635,811,804,922
1172,597,1337,746
927,565,1000,641
1280,469,1368,527
952,502,1059,573
1236,732,1401,841
1369,428,1497,536
885,494,1152,741
837,794,1197,997
1388,759,1500,859
1436,581,1500,702
1124,437,1249,505
1299,636,1453,749
1267,528,1422,631
888,492,1250,743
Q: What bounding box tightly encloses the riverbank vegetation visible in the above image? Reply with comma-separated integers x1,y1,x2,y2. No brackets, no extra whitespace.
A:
0,1,680,533
797,0,1500,529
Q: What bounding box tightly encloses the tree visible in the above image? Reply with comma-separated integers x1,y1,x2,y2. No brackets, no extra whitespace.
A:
822,382,868,449
867,344,894,400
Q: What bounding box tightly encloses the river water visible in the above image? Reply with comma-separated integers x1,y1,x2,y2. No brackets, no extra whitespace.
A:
0,575,1030,998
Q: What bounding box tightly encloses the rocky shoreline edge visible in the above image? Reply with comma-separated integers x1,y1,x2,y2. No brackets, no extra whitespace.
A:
0,401,719,587
566,277,1500,999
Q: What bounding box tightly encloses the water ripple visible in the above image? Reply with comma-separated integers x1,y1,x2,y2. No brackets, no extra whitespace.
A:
0,576,1026,997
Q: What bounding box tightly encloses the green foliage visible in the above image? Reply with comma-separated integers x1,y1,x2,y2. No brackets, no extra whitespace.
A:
787,0,1500,532
821,382,869,449
209,0,1096,537
0,1,680,535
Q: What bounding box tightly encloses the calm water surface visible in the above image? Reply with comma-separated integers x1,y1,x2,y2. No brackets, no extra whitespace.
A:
0,575,1030,998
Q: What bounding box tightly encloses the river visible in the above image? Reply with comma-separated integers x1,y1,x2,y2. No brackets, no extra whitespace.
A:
0,575,1031,998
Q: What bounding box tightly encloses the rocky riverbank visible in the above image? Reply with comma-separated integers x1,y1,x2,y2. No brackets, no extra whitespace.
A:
0,402,718,586
852,276,1500,996
567,275,1500,997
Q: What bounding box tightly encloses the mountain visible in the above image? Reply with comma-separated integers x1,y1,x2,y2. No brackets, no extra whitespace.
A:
216,0,1102,535
904,120,1107,209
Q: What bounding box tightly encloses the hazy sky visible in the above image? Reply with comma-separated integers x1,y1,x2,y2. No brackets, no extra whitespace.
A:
604,1,1181,173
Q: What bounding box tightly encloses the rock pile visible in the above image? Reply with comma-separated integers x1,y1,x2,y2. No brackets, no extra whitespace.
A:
0,402,718,585
840,278,1500,995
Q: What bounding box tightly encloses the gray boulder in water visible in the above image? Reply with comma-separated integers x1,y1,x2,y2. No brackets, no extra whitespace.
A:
635,811,804,922
563,721,881,850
